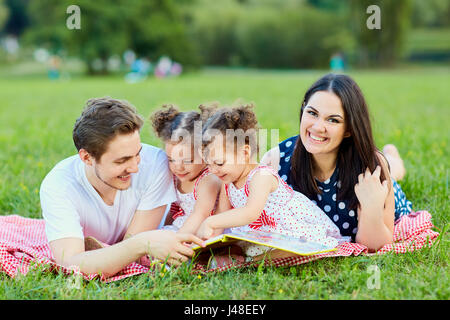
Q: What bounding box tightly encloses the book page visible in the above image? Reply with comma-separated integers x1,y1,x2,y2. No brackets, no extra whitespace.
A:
224,229,337,256
191,229,337,256
190,232,240,253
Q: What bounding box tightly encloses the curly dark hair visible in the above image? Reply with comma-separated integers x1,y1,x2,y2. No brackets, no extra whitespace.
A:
150,103,217,144
202,102,260,156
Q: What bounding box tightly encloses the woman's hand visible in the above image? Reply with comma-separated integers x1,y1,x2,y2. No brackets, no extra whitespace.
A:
196,218,215,240
354,166,389,217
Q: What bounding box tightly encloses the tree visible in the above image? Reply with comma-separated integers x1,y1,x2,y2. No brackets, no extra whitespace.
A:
411,0,450,27
2,0,29,36
349,0,412,67
0,0,10,33
126,0,199,68
24,0,198,74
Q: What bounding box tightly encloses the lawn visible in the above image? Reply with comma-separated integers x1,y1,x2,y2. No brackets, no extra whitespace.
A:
0,66,448,300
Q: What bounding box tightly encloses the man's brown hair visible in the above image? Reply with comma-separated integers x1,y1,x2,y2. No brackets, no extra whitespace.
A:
73,97,144,161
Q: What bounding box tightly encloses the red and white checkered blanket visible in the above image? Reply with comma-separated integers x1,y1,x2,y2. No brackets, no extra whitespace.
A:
0,215,148,283
0,211,440,282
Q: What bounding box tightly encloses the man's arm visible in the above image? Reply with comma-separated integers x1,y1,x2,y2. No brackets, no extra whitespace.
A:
50,230,204,278
123,205,167,240
50,236,144,277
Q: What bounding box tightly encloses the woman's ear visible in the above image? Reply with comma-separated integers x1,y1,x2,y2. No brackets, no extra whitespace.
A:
343,131,351,138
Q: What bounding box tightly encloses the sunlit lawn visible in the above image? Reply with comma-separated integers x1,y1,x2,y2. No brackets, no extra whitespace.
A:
0,65,448,299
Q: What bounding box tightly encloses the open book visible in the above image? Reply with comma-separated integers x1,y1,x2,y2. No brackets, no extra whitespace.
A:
191,229,338,256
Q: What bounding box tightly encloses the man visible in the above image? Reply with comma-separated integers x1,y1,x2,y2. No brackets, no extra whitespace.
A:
40,97,203,277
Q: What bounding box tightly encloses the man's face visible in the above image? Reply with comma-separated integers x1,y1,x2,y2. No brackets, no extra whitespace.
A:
91,130,142,190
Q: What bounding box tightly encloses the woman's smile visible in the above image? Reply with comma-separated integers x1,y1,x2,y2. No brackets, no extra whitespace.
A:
307,131,329,143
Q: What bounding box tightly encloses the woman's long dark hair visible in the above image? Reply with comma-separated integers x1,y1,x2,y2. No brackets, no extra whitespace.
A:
290,73,388,211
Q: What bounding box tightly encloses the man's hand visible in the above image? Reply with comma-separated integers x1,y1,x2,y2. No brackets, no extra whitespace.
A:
50,230,205,276
136,230,205,266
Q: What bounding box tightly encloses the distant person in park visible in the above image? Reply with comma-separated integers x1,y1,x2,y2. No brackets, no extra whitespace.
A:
40,97,204,277
261,73,412,252
330,52,345,72
48,55,61,80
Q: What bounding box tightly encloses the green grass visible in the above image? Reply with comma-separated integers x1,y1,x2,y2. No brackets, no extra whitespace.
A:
0,66,448,299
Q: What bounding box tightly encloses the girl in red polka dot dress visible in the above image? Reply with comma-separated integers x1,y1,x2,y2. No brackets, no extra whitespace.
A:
196,103,347,260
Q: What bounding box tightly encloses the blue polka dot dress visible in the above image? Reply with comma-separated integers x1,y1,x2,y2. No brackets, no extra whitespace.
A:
278,135,412,241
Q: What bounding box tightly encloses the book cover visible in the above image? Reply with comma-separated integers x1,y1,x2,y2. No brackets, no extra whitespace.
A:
192,229,338,256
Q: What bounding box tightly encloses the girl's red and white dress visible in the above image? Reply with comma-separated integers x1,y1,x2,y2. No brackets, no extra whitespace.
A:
225,165,348,256
164,168,215,231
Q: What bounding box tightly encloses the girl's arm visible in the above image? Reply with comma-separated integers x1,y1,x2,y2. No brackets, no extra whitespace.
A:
204,183,234,237
177,175,222,235
354,154,395,252
196,170,278,239
215,183,233,214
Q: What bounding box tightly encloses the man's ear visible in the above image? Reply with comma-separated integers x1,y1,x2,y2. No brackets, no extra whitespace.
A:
79,149,93,166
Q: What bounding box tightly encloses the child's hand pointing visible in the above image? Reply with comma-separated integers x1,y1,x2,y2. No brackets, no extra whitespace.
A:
196,219,214,240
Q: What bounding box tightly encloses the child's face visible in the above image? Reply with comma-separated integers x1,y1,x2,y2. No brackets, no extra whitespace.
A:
300,91,350,158
165,142,205,182
204,136,250,184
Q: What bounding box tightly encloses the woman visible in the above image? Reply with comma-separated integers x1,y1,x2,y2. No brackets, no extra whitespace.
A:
261,74,412,252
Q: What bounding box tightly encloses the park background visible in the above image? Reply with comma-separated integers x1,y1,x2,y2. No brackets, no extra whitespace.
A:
0,0,448,299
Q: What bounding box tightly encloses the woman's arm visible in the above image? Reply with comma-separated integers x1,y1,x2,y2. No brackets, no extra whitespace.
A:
177,175,222,234
260,146,280,171
196,170,278,239
354,156,395,252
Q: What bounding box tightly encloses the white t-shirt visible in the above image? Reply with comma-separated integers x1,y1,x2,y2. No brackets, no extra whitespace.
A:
40,143,177,245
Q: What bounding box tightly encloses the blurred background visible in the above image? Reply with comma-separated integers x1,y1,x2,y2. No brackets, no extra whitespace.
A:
0,0,448,234
0,0,449,78
0,1,448,300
